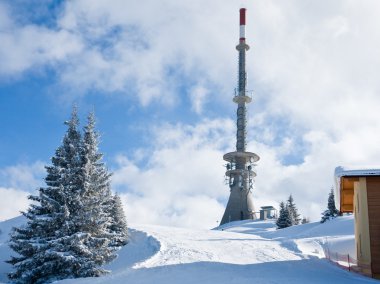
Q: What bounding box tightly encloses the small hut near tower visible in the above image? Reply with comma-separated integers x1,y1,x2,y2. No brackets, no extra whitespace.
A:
259,206,277,220
335,166,380,278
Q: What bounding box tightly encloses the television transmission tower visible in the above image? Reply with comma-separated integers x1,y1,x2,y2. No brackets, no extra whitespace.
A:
220,8,260,225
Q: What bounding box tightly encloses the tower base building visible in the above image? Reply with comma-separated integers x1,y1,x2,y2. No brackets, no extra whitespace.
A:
221,152,259,224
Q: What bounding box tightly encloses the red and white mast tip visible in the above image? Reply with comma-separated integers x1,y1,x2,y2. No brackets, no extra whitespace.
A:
239,8,246,42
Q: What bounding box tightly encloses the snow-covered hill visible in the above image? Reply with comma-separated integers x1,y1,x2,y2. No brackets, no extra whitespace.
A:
0,215,376,283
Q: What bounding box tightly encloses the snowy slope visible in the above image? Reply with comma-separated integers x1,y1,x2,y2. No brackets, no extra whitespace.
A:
0,216,26,283
0,215,376,283
220,216,356,258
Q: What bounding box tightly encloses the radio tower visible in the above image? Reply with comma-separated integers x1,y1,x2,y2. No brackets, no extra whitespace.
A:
220,8,260,225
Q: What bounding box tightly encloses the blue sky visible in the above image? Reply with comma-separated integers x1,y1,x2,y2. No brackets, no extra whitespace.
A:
1,0,380,228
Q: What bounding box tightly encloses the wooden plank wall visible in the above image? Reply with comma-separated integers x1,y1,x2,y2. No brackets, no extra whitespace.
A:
366,177,380,276
341,177,356,212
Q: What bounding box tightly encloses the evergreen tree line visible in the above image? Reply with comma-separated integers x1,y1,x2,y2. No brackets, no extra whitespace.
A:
276,188,340,229
7,109,128,283
276,194,302,229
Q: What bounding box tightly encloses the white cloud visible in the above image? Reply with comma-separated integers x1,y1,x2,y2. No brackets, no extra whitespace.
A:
189,85,208,114
55,0,237,106
112,119,234,229
0,0,239,106
2,0,380,115
0,187,30,221
111,116,380,228
250,1,380,136
3,0,380,116
0,161,45,192
0,162,45,220
0,2,83,76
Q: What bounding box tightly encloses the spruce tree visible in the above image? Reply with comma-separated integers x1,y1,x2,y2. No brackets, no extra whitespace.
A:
320,188,339,223
7,109,127,283
287,194,301,225
81,112,127,248
276,201,292,229
60,111,116,278
8,108,83,283
108,194,128,247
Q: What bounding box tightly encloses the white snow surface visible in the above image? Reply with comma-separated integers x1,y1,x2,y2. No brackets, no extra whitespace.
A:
0,215,377,283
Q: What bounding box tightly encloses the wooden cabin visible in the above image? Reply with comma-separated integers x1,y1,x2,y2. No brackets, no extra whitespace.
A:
335,167,380,278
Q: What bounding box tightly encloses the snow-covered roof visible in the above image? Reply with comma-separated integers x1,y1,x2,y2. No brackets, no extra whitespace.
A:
335,166,380,178
334,166,380,211
260,206,276,210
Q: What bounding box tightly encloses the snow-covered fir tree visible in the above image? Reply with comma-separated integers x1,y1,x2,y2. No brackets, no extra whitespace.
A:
276,201,292,229
67,111,118,276
8,109,128,283
287,194,301,225
320,188,339,223
108,194,128,247
81,112,128,247
8,107,83,283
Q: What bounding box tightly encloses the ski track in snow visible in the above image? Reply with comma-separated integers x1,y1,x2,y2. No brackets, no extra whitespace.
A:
0,216,378,283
